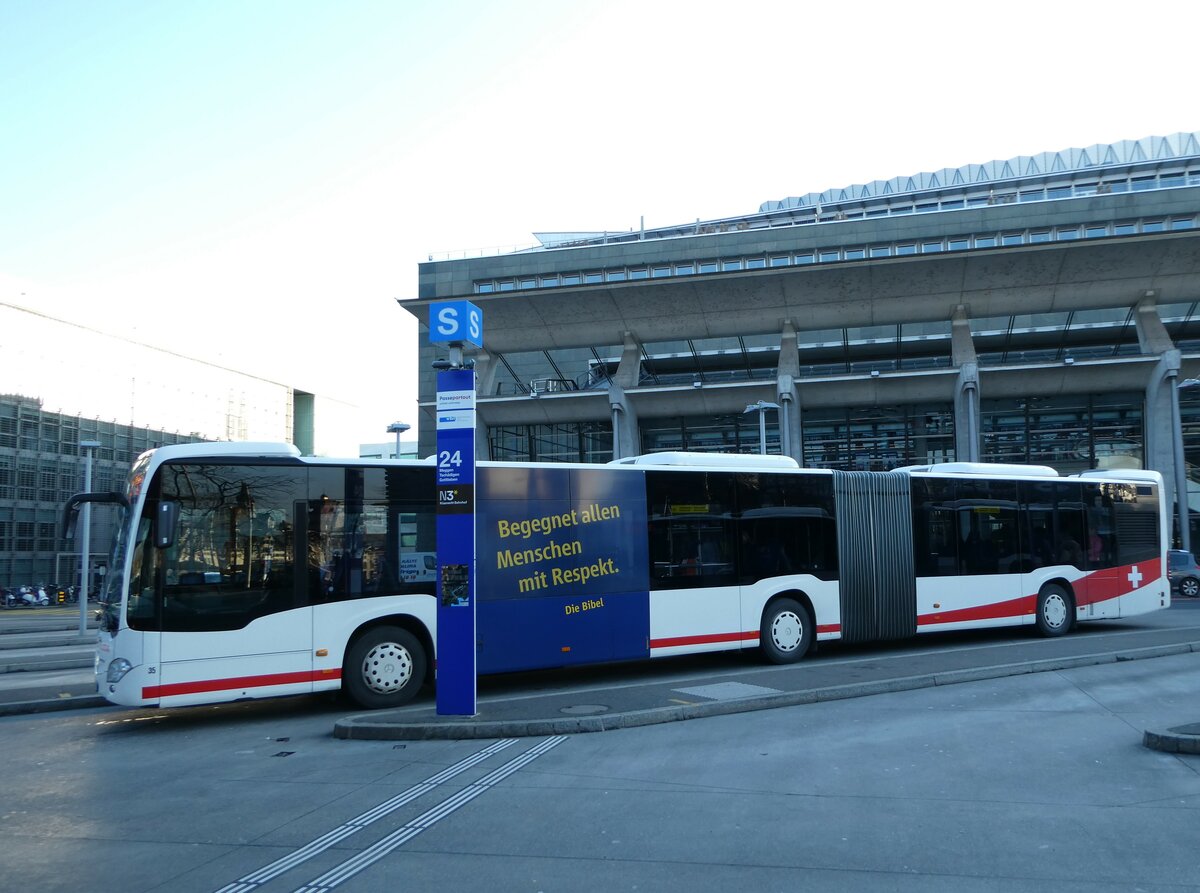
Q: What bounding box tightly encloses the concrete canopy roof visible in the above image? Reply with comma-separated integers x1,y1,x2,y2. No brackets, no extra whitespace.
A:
401,232,1199,355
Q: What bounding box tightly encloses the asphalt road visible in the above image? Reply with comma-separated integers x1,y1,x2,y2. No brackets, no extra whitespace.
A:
1,604,1198,892
3,653,1198,892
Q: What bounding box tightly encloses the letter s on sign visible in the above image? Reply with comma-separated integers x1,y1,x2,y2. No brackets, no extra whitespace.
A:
468,308,481,342
436,306,458,337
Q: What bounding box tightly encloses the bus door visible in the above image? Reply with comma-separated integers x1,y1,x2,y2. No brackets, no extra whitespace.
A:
646,472,741,653
1081,483,1120,619
1022,481,1090,620
153,464,312,706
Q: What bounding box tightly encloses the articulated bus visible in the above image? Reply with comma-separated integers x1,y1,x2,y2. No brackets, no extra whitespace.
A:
64,442,1170,710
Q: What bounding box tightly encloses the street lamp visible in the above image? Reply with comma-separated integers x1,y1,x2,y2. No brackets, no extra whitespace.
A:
1171,376,1199,553
743,401,781,455
78,440,101,635
386,422,411,459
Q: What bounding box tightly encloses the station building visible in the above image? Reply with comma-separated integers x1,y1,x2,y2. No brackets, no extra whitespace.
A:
400,133,1200,542
0,301,357,591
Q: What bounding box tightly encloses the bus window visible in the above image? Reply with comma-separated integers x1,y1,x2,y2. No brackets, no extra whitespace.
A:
912,477,958,576
1111,483,1160,565
156,463,304,632
308,466,435,601
1021,480,1086,570
736,472,837,581
955,479,1019,575
1053,483,1086,568
646,471,736,588
1083,483,1116,568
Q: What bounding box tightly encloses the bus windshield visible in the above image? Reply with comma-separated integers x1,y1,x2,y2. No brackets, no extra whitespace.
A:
98,506,141,633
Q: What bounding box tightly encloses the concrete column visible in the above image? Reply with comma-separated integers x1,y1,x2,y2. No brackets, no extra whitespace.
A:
1146,351,1184,544
951,307,981,462
613,331,641,389
608,383,639,460
609,333,642,458
1134,294,1175,354
1137,295,1188,547
471,350,496,461
954,363,981,463
460,348,494,460
777,321,802,464
471,349,498,396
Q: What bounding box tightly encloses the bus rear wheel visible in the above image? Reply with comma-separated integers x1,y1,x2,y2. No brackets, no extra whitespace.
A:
343,625,426,709
760,598,812,664
1036,584,1074,637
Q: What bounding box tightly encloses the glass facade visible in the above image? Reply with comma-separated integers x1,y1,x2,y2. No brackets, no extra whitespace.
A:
488,346,618,396
971,309,1141,365
980,394,1143,473
801,404,955,471
642,415,779,455
1179,388,1200,547
489,422,613,463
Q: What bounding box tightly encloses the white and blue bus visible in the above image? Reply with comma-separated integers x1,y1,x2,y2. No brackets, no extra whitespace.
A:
64,442,1170,710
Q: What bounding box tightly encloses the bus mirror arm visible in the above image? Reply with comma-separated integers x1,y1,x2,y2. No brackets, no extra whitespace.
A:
61,492,129,539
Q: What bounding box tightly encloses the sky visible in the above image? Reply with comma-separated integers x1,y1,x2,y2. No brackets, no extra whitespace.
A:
1,0,1195,451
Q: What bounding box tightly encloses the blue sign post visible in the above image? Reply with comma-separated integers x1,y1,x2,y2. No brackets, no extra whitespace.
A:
431,301,482,716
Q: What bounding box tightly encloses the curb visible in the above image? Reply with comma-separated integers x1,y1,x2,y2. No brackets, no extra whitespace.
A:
0,694,109,718
1143,723,1200,755
333,641,1200,741
0,657,95,673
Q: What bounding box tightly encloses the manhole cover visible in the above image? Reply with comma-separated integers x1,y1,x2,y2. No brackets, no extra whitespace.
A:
559,704,610,715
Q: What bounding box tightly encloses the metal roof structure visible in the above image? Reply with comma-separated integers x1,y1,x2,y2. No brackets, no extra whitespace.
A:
761,132,1200,212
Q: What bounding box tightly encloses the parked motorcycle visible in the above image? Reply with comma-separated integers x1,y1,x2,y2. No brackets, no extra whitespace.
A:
8,585,48,607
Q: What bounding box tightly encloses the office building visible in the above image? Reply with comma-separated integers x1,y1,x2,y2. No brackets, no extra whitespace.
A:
0,302,356,589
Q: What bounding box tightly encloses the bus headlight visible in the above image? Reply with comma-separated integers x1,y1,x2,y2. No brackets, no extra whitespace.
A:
106,658,134,684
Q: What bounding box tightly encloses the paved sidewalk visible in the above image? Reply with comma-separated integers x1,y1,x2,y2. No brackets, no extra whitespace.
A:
0,607,105,715
335,621,1200,741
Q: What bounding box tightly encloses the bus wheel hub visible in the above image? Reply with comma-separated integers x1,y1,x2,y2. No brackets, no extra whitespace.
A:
772,612,802,651
363,642,413,693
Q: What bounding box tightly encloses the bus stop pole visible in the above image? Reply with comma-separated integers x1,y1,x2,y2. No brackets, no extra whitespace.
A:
430,300,483,716
79,440,100,635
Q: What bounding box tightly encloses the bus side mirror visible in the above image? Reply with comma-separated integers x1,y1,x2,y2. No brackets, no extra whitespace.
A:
155,501,179,549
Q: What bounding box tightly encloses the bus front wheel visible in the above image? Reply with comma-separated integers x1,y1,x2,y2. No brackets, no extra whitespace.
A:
343,625,427,709
760,598,813,664
1036,584,1074,637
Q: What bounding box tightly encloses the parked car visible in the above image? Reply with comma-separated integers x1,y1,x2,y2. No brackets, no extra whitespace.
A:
1167,549,1200,597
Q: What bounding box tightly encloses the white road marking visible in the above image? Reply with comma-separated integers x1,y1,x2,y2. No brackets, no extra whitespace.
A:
291,736,568,893
213,738,517,893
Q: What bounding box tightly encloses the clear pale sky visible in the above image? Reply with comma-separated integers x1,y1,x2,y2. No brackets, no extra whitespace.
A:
1,0,1194,448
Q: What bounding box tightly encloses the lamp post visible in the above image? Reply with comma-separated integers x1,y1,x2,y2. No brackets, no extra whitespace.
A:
386,422,410,459
79,440,101,635
1171,377,1199,553
743,401,781,455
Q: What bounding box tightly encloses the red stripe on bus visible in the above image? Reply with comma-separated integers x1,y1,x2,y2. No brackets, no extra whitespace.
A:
143,668,342,700
917,563,1163,627
1079,563,1163,603
652,623,842,649
918,595,1037,627
651,630,760,649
